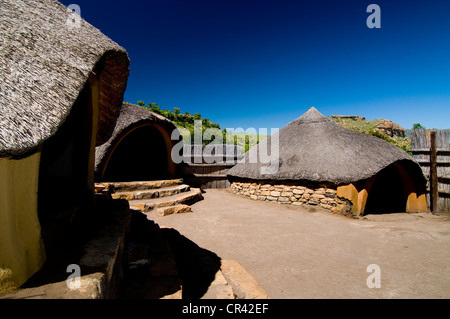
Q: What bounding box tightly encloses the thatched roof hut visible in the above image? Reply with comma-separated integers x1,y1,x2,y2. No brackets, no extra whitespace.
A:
95,103,181,182
228,107,427,216
0,0,129,292
0,0,129,158
229,107,417,184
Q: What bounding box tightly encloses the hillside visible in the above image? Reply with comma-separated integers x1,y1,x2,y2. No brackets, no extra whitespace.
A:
131,102,408,152
329,115,411,151
131,101,265,152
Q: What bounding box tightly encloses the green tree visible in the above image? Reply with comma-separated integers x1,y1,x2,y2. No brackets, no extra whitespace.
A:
412,123,425,130
173,107,180,115
150,103,161,114
137,100,145,106
193,113,201,120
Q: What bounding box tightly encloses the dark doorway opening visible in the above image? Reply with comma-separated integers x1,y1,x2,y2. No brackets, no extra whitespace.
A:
103,125,169,182
38,83,94,254
364,164,408,214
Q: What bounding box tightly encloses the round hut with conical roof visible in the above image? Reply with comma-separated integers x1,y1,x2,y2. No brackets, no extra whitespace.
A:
0,0,129,292
95,103,182,182
227,107,428,216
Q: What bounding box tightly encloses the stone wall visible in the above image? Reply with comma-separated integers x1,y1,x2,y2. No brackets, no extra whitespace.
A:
230,181,351,214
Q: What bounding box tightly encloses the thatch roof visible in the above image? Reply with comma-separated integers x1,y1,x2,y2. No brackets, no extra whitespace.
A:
95,103,179,177
0,0,129,158
228,107,421,185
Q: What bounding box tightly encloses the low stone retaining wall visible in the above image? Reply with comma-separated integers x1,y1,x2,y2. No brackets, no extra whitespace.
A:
230,181,350,213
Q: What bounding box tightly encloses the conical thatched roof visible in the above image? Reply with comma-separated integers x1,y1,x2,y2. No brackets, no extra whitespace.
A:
95,103,179,177
0,0,129,158
228,107,419,185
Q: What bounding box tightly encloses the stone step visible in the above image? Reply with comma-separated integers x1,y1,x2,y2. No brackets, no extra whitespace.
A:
129,188,203,213
156,204,192,217
220,260,269,299
104,179,184,193
111,184,190,201
201,268,235,299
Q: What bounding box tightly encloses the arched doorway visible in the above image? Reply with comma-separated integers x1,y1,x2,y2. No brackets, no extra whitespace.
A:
364,163,407,214
102,125,170,182
364,160,427,214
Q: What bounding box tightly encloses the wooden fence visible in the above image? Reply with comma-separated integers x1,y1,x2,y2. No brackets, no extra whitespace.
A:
181,144,243,189
409,129,450,212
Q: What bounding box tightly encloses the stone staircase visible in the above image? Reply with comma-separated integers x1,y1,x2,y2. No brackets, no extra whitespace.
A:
95,179,268,299
96,179,203,217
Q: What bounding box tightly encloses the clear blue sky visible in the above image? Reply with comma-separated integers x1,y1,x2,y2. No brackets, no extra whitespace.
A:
60,0,450,131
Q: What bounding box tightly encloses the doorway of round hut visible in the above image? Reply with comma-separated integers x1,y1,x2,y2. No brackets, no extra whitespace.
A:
102,125,170,182
364,163,408,214
38,82,94,254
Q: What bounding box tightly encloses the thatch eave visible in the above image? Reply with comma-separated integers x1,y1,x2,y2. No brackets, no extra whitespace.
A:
94,103,180,177
0,0,130,158
228,107,423,185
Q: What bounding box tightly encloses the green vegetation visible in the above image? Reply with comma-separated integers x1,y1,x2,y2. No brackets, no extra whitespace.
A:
131,101,266,152
330,116,411,151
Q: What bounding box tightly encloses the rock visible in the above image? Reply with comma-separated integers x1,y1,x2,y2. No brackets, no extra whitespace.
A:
278,197,290,203
319,204,332,210
201,269,234,299
375,119,406,137
220,260,269,299
331,115,366,121
157,205,191,216
315,188,326,195
270,191,281,197
280,191,293,197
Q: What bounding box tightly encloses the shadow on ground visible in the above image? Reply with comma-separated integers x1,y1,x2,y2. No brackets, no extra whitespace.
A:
162,228,222,299
120,210,222,299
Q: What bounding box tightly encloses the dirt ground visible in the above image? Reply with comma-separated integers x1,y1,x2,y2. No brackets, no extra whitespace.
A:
151,189,450,299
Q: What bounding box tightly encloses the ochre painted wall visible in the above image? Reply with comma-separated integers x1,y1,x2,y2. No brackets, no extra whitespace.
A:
0,153,46,293
337,169,428,216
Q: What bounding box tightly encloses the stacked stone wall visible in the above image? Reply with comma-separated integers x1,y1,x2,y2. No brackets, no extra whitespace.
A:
230,181,350,213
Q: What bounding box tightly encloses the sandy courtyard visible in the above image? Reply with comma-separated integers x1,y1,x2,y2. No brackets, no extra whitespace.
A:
151,189,450,299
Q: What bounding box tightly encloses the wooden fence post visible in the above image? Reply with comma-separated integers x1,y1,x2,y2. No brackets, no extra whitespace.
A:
430,131,438,214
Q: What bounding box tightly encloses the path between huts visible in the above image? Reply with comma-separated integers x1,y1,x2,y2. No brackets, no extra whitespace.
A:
150,188,450,299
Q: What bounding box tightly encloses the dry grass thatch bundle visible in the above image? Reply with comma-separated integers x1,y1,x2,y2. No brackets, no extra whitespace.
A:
95,103,180,179
228,107,421,185
0,0,130,158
